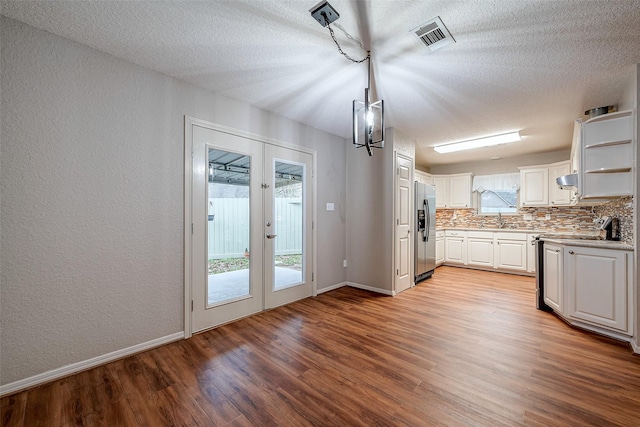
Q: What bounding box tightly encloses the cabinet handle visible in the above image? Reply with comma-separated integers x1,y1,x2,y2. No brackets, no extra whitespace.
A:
555,250,560,253
569,250,574,254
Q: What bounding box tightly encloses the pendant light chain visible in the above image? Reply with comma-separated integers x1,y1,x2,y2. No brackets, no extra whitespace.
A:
324,15,369,63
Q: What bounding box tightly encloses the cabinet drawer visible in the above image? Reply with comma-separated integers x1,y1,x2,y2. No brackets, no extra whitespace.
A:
467,231,493,239
436,230,445,239
494,232,527,241
445,230,467,237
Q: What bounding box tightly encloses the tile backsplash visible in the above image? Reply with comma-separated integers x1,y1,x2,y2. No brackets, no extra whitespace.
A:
435,197,633,244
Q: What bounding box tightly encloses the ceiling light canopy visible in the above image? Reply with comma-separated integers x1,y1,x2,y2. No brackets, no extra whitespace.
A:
433,131,521,154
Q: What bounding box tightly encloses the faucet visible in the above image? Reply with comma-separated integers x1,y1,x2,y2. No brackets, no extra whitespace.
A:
498,212,506,229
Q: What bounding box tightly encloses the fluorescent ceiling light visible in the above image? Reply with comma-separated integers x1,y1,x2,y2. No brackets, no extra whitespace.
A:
433,131,521,154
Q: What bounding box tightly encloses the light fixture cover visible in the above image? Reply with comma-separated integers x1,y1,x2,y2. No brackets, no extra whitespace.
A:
434,131,521,154
353,88,384,156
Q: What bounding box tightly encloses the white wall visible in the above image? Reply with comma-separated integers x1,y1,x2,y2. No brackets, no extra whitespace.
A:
0,17,347,386
346,128,414,293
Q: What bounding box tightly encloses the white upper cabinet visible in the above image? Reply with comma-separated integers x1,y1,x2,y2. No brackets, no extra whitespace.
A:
433,176,448,208
580,110,635,199
433,173,472,208
548,162,572,205
449,174,472,208
519,167,549,206
519,161,571,207
414,170,434,185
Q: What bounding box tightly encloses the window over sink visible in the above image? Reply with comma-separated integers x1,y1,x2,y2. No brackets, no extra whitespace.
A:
473,173,519,215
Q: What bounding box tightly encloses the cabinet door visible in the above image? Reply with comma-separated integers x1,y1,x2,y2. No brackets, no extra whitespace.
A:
543,244,563,312
449,175,471,208
566,246,628,332
436,238,444,265
520,168,548,206
548,162,571,206
434,177,448,208
467,238,493,267
495,239,527,271
526,234,537,273
445,237,465,264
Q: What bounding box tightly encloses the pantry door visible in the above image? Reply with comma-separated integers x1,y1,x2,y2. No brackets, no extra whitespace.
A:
186,118,314,334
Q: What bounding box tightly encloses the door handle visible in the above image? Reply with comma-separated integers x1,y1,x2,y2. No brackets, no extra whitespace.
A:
266,234,277,239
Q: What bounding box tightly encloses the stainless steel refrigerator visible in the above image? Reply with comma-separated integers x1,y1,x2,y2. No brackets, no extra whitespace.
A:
415,182,436,283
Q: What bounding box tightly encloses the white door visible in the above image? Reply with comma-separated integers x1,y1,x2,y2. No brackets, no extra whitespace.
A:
445,237,465,264
191,125,264,333
495,239,527,271
467,238,493,267
187,121,314,333
543,244,563,312
395,154,413,293
520,168,549,206
263,144,313,309
434,177,448,208
566,247,627,331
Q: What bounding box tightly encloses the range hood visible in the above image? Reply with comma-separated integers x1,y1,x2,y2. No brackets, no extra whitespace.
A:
556,173,578,189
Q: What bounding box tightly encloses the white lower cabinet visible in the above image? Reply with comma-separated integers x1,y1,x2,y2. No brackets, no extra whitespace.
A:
494,233,527,271
444,230,466,264
543,244,563,312
527,234,538,274
467,232,493,267
435,231,445,265
443,229,533,273
565,246,631,334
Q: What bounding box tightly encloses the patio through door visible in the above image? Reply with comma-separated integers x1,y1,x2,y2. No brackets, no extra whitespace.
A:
187,120,313,334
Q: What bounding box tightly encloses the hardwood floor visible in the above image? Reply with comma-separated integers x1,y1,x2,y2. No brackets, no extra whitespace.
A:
2,266,640,426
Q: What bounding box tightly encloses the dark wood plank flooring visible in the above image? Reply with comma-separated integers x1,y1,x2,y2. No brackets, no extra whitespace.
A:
3,266,640,426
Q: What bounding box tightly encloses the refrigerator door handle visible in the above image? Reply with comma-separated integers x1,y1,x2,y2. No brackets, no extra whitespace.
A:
424,199,430,242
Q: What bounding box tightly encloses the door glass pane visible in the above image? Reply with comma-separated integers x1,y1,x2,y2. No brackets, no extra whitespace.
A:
207,148,251,306
273,161,304,290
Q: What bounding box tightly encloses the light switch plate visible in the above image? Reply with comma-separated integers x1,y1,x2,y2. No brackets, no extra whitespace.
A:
523,214,533,221
545,214,551,220
326,203,334,211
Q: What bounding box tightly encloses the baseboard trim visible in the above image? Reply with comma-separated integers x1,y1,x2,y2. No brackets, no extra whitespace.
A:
316,282,347,294
347,282,395,296
0,331,184,397
631,337,639,355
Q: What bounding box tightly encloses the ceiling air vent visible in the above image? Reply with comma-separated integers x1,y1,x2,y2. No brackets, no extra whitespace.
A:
412,16,455,52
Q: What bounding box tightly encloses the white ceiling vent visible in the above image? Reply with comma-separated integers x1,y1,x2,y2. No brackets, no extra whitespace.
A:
412,16,455,52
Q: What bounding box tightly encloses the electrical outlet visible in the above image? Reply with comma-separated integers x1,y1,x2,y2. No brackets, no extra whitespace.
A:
343,259,347,268
523,214,533,221
326,203,334,211
545,214,551,220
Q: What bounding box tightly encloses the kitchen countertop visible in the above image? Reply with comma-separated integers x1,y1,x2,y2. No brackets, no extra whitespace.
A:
436,227,633,250
539,237,633,251
436,227,540,233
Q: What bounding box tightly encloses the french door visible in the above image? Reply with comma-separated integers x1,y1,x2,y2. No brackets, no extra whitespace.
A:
187,119,313,334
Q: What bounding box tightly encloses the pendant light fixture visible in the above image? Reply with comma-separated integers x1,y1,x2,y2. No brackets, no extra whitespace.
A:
310,1,384,156
353,52,384,156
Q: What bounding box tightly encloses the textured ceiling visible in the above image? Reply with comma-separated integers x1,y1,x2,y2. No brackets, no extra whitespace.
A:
2,0,640,167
